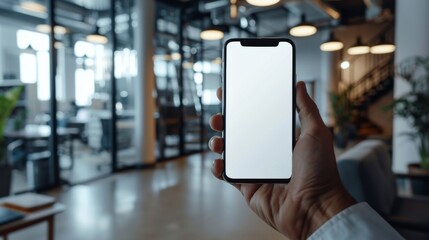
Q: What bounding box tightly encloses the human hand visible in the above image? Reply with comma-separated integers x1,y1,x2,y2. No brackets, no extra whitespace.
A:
209,81,356,239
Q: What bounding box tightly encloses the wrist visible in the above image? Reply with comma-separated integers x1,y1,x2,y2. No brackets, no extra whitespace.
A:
302,186,356,239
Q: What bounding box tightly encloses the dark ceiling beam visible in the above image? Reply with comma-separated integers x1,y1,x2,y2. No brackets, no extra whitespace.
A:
155,0,197,8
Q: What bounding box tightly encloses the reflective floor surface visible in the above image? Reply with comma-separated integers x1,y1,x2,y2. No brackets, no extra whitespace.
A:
7,152,285,240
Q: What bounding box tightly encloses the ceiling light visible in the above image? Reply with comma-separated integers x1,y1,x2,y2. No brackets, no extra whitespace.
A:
320,32,343,51
171,53,181,60
289,15,317,37
54,42,64,49
36,24,67,35
212,57,222,65
153,54,171,61
240,17,248,28
347,36,369,55
230,0,238,18
370,44,396,54
86,33,108,44
86,27,108,44
183,61,194,69
200,27,224,41
20,1,46,13
246,0,280,7
340,61,350,69
370,36,396,54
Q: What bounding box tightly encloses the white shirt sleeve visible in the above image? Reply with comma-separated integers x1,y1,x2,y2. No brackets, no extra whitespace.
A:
308,202,404,240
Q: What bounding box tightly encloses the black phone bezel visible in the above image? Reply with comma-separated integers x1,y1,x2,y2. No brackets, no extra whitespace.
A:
222,38,296,184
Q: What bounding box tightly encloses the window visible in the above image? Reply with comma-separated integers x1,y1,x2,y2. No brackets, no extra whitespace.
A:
74,41,108,106
19,53,37,84
114,48,137,79
75,69,95,106
17,30,49,51
17,29,51,100
37,51,50,101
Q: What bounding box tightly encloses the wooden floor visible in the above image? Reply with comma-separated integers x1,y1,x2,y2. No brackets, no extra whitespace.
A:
7,152,285,240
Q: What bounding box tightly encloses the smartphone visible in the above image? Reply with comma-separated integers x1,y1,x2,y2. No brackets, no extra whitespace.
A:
222,38,295,183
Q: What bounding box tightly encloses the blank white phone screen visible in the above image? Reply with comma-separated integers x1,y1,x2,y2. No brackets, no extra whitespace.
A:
225,41,293,179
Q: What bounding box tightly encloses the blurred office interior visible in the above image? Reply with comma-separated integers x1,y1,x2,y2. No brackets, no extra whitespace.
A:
0,0,428,239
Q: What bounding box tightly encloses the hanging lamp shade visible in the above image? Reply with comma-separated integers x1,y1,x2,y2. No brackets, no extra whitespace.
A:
370,36,396,54
86,27,108,44
320,32,343,51
200,26,224,41
20,1,46,13
246,0,280,7
289,14,317,37
347,36,369,55
36,24,67,35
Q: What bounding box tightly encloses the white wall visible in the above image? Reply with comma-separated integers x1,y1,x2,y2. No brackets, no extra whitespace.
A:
393,0,429,172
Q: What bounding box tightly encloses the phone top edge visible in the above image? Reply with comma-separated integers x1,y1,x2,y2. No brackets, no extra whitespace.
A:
224,38,295,47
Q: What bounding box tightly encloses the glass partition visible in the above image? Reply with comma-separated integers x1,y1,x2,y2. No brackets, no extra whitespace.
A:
154,3,182,159
114,0,138,168
0,0,56,193
54,0,113,183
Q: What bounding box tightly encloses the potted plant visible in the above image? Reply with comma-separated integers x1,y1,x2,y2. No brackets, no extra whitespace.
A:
0,86,23,197
330,85,353,148
390,56,429,195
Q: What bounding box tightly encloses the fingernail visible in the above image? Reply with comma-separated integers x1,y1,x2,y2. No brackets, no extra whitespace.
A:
208,138,214,148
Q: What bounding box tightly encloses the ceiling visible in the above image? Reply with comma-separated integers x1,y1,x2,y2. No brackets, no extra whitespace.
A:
171,0,395,33
0,0,395,53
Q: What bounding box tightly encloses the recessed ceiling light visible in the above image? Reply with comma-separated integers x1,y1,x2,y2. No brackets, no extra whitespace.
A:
340,61,350,69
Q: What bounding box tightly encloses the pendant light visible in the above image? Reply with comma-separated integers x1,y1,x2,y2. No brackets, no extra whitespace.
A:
86,27,108,44
347,36,369,55
370,35,396,54
36,24,67,35
200,26,224,41
20,1,46,13
230,0,238,19
246,0,280,7
320,32,343,51
289,14,317,37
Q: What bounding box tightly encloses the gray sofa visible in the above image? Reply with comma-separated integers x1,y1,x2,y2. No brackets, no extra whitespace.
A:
337,140,429,239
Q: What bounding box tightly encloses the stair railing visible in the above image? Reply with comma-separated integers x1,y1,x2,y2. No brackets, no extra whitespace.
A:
344,23,395,104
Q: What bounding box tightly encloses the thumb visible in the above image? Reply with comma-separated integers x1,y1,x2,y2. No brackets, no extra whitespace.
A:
296,81,325,135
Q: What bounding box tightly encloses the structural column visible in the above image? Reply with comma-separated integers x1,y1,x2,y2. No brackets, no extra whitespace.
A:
393,0,429,172
135,0,156,164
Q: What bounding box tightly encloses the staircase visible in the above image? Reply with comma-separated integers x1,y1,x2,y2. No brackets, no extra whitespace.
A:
345,55,394,138
340,24,395,138
349,56,394,111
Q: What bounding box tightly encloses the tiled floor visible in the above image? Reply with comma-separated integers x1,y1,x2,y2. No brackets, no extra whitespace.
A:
8,153,286,240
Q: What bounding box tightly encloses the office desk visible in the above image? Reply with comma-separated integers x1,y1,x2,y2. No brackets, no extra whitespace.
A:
0,201,65,240
4,125,80,169
4,125,80,140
